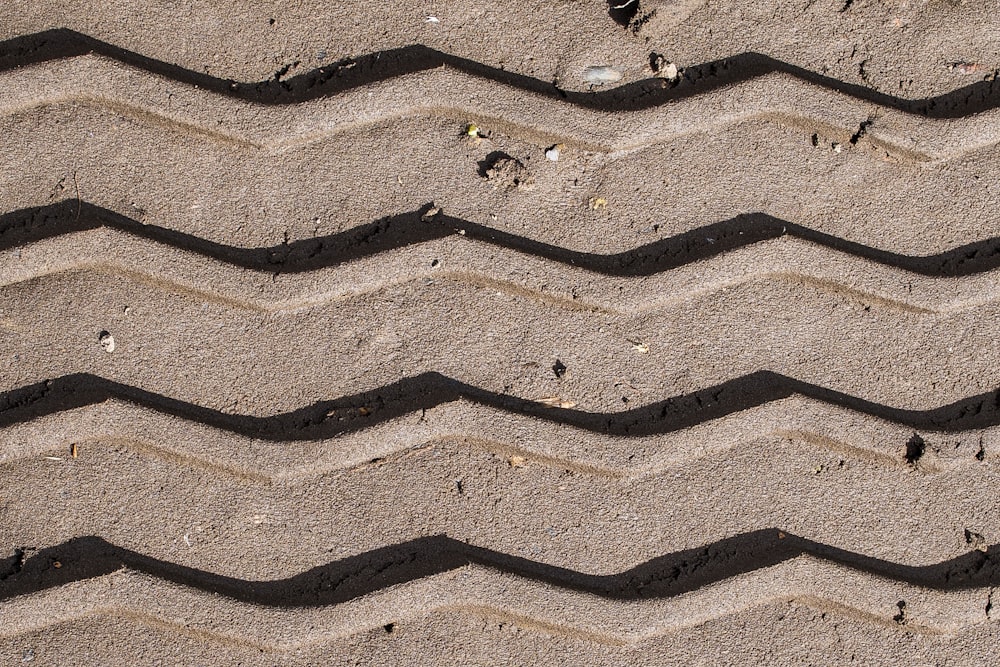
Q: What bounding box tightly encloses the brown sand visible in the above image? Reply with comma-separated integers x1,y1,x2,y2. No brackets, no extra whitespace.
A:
2,0,1000,664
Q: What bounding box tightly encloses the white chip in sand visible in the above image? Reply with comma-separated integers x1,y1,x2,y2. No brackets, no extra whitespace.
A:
98,330,115,353
583,66,624,85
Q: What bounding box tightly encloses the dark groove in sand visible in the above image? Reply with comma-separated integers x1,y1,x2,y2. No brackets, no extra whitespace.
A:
2,529,998,606
2,371,1000,440
2,28,999,117
6,200,1000,278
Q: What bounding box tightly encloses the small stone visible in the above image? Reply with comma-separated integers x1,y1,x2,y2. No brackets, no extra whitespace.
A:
508,455,527,468
661,62,679,80
98,330,115,353
545,144,563,161
965,529,988,552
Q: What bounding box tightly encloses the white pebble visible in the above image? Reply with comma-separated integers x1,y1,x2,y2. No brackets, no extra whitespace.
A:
98,331,115,353
545,144,562,161
661,63,679,80
583,66,624,85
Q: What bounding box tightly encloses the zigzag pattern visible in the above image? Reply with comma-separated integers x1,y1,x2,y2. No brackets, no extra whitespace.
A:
3,371,1000,439
3,29,998,116
6,200,1000,278
2,31,1000,157
3,15,1000,661
2,530,998,606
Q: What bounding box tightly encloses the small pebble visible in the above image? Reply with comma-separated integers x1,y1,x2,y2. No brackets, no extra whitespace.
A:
98,330,115,353
545,144,563,161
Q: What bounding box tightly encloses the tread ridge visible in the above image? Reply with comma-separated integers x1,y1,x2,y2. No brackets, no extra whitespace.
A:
6,200,1000,278
3,29,999,117
2,530,997,607
3,371,1000,439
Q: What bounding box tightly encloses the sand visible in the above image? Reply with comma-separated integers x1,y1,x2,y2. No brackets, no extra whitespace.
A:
1,0,1000,664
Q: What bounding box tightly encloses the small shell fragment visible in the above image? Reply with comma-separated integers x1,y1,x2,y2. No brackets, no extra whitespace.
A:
538,396,577,408
545,144,563,161
98,330,115,353
947,61,982,75
628,338,650,353
583,66,624,85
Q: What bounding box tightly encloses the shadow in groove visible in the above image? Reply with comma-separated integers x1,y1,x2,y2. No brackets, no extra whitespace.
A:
3,530,999,607
1,371,1000,441
5,200,1000,277
1,29,998,116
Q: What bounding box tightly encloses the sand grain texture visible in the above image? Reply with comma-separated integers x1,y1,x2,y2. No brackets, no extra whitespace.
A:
2,1,1000,664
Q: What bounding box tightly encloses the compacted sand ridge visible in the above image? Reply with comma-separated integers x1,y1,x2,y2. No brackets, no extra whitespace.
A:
2,1,1000,664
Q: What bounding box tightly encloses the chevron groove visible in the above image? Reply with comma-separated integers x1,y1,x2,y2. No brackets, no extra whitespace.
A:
2,33,1000,156
0,532,994,640
6,201,1000,278
1,393,979,482
1,29,997,115
7,203,1000,315
1,372,1000,441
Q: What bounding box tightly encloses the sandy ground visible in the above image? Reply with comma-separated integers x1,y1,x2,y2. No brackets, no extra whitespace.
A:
2,0,1000,664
